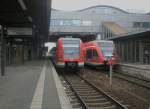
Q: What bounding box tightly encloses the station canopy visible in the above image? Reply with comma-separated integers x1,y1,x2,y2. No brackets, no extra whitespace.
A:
109,29,150,40
0,0,51,40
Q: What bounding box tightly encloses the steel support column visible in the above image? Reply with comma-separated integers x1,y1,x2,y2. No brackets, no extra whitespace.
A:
10,40,13,64
32,27,40,60
22,38,24,64
0,26,6,76
139,41,143,64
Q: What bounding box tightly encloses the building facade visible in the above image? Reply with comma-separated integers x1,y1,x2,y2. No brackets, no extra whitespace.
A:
50,5,150,39
50,6,150,65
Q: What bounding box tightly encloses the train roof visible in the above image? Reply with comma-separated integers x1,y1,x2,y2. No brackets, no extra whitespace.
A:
59,38,81,41
84,40,113,47
84,40,113,44
93,40,113,43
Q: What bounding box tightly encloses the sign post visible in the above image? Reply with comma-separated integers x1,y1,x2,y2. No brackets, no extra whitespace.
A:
109,57,113,86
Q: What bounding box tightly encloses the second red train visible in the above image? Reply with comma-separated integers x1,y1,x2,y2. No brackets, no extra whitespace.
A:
83,40,117,66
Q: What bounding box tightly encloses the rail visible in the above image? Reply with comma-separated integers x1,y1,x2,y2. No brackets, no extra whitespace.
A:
62,72,128,109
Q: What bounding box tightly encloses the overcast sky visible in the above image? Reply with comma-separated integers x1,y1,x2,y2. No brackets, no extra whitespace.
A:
52,0,150,13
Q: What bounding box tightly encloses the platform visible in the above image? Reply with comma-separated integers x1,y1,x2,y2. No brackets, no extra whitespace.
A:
115,63,150,81
0,60,72,109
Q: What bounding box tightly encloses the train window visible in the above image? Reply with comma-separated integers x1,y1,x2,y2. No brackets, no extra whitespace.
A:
97,41,113,47
61,39,80,58
92,50,98,59
62,39,80,46
97,41,114,57
101,47,113,57
86,49,93,59
63,47,79,58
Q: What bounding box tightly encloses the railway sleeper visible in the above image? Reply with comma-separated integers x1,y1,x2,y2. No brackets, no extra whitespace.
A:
72,86,92,90
73,87,93,90
77,92,100,96
81,95,103,99
72,103,82,108
67,78,84,81
84,98,107,103
76,90,97,93
70,95,78,99
71,85,91,88
87,101,112,107
65,90,73,94
91,105,117,109
71,84,90,86
64,87,72,91
70,98,80,104
67,92,76,96
62,84,70,87
70,83,88,86
74,88,94,91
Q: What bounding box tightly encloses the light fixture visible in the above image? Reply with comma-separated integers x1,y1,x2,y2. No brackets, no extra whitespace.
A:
28,16,32,22
18,0,27,10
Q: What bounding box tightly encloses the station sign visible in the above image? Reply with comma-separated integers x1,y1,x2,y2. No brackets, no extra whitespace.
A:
7,28,32,36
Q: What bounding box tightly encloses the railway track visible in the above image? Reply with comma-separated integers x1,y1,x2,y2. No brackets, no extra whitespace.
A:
113,73,150,89
61,73,128,109
86,66,150,90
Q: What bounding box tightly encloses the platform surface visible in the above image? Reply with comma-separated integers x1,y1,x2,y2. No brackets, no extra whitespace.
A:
118,63,150,70
0,60,71,109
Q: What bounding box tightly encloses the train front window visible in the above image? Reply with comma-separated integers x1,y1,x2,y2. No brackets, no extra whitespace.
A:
63,47,79,58
101,47,113,57
62,39,80,58
98,41,114,57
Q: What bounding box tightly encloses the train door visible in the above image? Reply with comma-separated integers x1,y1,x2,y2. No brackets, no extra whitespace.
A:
92,49,99,63
85,49,92,62
85,48,98,64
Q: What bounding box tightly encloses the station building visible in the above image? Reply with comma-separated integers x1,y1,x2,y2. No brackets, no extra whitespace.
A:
50,5,150,65
50,5,150,36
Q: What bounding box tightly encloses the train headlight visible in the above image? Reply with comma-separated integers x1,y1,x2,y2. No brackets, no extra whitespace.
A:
111,57,115,60
58,57,62,61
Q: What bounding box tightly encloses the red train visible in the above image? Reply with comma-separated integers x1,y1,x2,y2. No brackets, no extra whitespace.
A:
83,40,117,66
55,38,84,69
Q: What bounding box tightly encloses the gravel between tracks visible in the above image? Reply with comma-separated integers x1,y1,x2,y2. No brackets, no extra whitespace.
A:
78,68,150,109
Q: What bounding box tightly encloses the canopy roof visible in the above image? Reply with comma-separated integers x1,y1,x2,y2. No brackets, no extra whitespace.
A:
0,0,51,39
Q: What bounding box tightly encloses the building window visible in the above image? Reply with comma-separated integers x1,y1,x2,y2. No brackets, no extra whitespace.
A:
82,20,92,26
62,20,72,26
133,22,150,28
133,22,141,28
142,22,150,28
54,19,61,26
72,20,81,26
50,19,55,26
50,19,82,26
